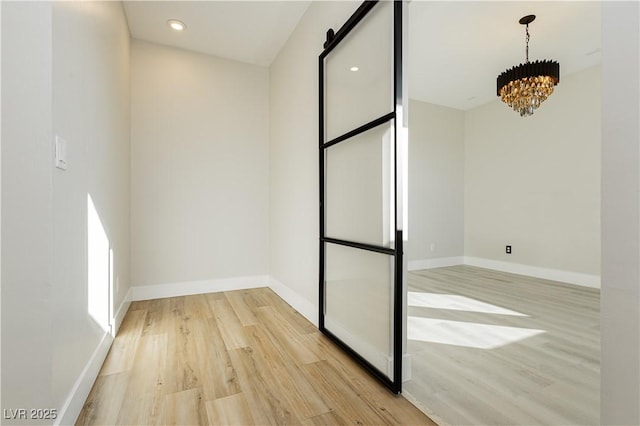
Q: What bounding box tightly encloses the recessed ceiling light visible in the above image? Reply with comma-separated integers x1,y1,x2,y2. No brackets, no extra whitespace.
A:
350,66,359,72
167,19,186,32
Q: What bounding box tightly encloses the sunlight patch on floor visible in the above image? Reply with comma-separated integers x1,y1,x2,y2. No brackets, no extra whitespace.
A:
408,292,528,316
408,316,545,349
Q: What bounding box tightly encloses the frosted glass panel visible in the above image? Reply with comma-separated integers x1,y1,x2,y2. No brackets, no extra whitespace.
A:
325,243,395,379
325,0,393,141
325,123,395,248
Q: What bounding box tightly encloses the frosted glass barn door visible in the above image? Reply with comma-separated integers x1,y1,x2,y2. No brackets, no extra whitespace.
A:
319,0,405,393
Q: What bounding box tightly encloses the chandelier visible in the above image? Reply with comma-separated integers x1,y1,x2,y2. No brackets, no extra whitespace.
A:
497,15,560,117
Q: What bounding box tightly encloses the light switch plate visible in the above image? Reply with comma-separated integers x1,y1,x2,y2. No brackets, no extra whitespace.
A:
55,136,68,170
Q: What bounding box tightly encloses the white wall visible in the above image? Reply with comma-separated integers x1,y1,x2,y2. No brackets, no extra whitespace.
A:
130,40,269,290
600,2,639,424
51,0,131,415
464,66,601,279
2,2,55,419
268,0,360,314
1,1,131,424
407,99,465,267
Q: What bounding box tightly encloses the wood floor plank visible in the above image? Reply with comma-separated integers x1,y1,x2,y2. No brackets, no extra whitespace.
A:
114,333,168,425
302,360,390,425
210,297,249,350
244,323,331,420
191,317,241,400
98,309,145,376
227,345,301,425
205,291,227,302
129,299,151,311
165,308,200,393
255,305,321,365
304,359,437,426
75,372,128,426
164,388,208,426
168,296,187,320
205,393,254,425
225,289,259,326
184,294,213,320
301,330,383,386
300,410,348,426
260,288,318,335
242,286,272,309
317,348,435,426
141,298,170,337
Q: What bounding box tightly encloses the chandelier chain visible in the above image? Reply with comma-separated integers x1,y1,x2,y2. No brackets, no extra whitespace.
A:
525,24,530,63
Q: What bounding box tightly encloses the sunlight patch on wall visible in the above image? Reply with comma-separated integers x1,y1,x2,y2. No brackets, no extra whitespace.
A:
408,291,527,316
407,316,544,349
88,194,110,332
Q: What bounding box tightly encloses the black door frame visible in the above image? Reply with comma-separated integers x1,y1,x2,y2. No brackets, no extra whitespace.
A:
318,0,404,394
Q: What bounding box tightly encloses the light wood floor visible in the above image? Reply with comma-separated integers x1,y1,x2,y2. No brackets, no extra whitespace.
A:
77,287,435,425
404,265,600,426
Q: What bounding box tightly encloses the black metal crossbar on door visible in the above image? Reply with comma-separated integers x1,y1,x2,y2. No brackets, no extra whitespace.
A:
319,0,405,394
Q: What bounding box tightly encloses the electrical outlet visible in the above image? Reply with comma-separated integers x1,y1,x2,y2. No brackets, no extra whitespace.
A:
506,245,512,254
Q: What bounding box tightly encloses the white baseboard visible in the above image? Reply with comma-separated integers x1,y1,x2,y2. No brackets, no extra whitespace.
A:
464,256,601,289
407,255,600,289
408,256,464,271
402,353,412,382
268,277,318,327
130,275,269,301
111,286,132,336
55,332,113,426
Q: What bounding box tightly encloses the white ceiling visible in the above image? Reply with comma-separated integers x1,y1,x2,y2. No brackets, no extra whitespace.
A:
123,1,311,67
123,1,602,110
